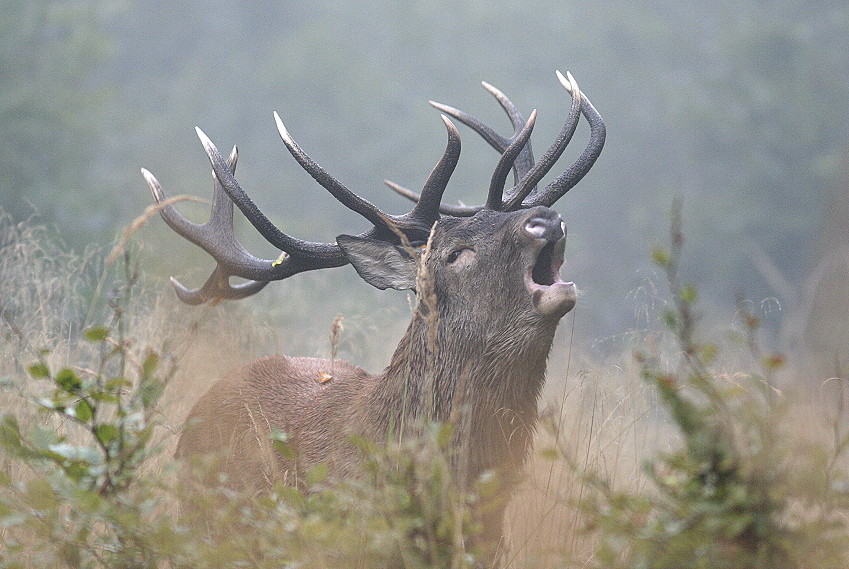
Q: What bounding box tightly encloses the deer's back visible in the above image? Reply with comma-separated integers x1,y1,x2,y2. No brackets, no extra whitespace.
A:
175,354,376,491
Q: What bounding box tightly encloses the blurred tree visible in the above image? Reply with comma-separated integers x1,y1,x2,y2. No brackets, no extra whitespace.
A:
5,0,846,350
651,1,848,302
0,1,120,245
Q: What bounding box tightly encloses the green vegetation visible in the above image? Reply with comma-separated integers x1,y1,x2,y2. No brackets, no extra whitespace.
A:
573,204,849,568
1,209,847,568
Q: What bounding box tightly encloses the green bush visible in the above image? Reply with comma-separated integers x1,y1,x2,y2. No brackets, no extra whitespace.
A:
575,204,849,569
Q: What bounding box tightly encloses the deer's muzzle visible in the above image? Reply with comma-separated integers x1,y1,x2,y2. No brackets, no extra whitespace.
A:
523,212,576,318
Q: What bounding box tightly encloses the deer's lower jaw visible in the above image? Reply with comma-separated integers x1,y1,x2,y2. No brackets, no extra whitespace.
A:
526,237,576,317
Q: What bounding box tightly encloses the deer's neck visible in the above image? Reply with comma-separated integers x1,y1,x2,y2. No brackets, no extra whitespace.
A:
369,310,557,485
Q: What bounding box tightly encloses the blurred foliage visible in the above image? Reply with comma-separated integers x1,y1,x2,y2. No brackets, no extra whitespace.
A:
0,331,480,568
0,1,122,244
575,205,849,569
0,225,482,568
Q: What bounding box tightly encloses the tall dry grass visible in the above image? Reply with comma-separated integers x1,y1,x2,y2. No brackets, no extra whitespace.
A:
1,209,848,568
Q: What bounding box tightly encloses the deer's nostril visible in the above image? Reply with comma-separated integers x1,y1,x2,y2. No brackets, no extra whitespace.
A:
524,216,565,242
525,220,548,239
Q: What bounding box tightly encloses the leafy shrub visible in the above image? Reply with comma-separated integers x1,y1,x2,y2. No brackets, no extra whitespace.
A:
575,203,849,569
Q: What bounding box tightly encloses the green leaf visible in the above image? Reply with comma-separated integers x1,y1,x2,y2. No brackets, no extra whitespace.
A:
75,490,103,513
83,326,109,342
139,377,164,408
306,463,329,485
74,399,94,422
0,415,24,453
141,351,160,379
270,429,298,461
94,424,120,447
662,308,678,330
27,363,51,379
435,422,454,449
104,377,132,390
90,391,120,403
347,434,378,456
25,479,59,510
679,283,698,304
699,343,719,364
538,446,561,461
55,368,82,393
63,462,91,483
651,246,670,267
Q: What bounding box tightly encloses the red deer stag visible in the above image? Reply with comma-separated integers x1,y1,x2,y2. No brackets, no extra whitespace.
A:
143,70,604,559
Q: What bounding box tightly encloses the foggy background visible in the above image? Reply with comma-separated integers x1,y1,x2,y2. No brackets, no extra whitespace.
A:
3,0,847,370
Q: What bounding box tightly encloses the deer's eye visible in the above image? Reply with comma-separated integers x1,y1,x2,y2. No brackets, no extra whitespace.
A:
447,247,473,265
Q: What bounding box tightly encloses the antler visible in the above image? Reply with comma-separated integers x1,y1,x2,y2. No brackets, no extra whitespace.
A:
144,114,461,304
387,70,605,214
145,71,604,304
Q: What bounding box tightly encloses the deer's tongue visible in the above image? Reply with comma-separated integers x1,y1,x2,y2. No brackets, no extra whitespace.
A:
526,238,576,318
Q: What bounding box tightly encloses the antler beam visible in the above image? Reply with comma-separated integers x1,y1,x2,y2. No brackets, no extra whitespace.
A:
144,115,460,303
388,70,605,214
144,71,605,304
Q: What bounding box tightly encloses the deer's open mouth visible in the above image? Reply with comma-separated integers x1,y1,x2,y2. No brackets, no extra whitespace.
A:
525,237,576,318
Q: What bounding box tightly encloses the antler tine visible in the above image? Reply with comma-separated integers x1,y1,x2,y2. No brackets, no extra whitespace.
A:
502,70,583,210
143,144,241,254
428,100,506,152
526,70,606,208
196,127,343,261
390,87,540,217
385,114,476,218
149,108,469,304
145,144,316,303
170,266,269,305
208,145,239,225
480,81,537,185
145,146,278,303
385,179,479,217
430,83,536,187
400,72,604,214
408,115,461,226
273,112,396,233
487,109,537,210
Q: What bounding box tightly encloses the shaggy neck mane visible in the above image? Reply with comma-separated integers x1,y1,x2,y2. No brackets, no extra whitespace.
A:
369,307,558,485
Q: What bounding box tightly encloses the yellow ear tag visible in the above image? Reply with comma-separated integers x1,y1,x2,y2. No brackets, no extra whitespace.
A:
316,372,333,384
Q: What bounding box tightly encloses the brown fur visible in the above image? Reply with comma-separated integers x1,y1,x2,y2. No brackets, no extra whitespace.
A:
176,206,575,558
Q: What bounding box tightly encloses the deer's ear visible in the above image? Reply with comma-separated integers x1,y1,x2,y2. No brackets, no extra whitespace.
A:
336,235,418,291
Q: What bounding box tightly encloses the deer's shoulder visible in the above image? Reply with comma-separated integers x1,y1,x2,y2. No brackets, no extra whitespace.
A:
232,354,373,391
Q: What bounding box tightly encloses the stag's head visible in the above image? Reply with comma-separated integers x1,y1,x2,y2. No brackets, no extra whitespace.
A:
432,206,575,320
142,71,605,331
338,206,574,350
